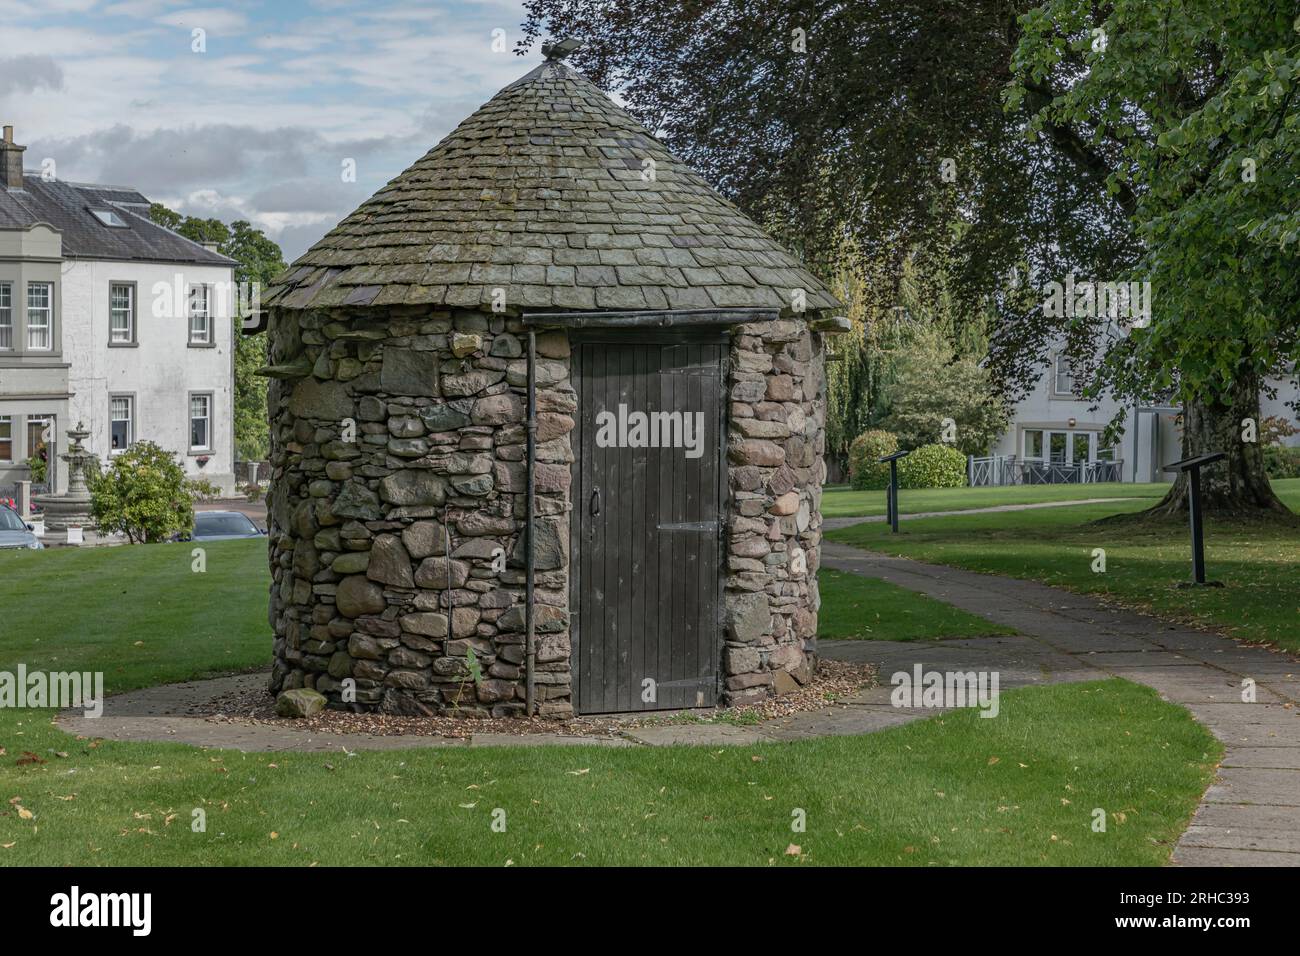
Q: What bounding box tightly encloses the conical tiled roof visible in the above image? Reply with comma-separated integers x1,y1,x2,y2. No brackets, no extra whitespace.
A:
264,60,839,316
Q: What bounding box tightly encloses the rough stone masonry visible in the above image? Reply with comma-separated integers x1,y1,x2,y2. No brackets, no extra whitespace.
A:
263,305,827,717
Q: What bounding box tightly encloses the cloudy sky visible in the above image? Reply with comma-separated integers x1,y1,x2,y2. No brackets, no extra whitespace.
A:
0,0,544,261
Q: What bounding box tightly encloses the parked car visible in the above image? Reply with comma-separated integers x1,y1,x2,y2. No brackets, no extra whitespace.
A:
0,504,44,550
183,511,267,542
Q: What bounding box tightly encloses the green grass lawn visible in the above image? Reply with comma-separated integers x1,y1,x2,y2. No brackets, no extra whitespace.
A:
0,538,1220,866
817,569,1015,641
828,478,1300,652
822,481,1169,519
0,538,270,690
0,679,1216,866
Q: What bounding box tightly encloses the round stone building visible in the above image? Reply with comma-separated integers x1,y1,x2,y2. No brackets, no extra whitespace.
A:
257,52,845,718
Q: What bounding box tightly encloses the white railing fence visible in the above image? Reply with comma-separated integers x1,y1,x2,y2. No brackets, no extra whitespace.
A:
967,455,1124,486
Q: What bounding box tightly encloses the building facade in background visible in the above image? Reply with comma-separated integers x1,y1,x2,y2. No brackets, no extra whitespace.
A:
0,126,238,496
985,348,1298,486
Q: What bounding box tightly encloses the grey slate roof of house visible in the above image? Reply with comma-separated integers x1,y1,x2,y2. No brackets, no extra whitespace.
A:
265,60,840,316
0,175,236,266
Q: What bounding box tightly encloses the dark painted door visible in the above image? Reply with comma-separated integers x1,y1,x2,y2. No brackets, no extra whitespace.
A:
571,335,727,714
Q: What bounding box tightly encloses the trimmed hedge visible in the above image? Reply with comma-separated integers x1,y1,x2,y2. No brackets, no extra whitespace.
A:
848,430,899,490
897,443,967,489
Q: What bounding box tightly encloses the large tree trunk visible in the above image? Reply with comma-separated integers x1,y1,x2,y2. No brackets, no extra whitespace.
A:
1145,370,1292,519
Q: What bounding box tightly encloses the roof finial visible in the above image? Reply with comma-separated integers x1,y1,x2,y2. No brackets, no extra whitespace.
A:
541,37,583,62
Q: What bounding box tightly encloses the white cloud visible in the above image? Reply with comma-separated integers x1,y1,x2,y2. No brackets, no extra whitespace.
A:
15,0,546,264
0,55,65,97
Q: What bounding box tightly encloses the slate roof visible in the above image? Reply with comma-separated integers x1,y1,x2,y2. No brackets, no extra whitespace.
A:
0,176,235,266
265,60,840,316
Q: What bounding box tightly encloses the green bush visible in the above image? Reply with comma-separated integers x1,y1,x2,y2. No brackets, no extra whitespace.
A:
848,430,899,489
90,441,194,543
897,443,967,489
1264,444,1300,479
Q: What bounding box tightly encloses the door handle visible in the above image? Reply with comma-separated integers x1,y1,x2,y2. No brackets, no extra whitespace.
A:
591,488,601,515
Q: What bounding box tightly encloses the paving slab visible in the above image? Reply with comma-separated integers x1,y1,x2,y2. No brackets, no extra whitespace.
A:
1179,825,1300,854
1220,747,1300,769
1183,801,1300,830
1203,767,1300,806
1170,845,1300,866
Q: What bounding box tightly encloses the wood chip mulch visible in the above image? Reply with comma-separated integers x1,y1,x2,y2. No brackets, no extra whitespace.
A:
189,659,876,741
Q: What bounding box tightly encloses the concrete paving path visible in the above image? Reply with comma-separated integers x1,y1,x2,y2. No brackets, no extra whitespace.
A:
819,542,1300,867
822,496,1140,531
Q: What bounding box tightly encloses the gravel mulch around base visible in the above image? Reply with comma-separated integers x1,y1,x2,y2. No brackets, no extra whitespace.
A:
189,660,876,741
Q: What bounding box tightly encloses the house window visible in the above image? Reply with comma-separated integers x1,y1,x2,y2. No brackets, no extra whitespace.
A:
188,285,211,345
27,282,52,350
1072,432,1094,466
0,283,11,350
110,396,133,453
110,282,135,344
1024,429,1044,460
189,394,212,451
0,417,11,462
1053,354,1074,395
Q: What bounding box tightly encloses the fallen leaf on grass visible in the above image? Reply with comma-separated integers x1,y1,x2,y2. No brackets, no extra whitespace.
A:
567,768,590,776
987,756,1000,765
785,843,801,856
16,752,44,766
17,807,33,821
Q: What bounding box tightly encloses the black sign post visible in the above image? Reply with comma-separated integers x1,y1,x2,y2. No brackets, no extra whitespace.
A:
878,450,911,533
1162,451,1227,587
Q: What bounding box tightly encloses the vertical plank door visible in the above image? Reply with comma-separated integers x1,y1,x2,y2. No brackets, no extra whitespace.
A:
571,336,725,713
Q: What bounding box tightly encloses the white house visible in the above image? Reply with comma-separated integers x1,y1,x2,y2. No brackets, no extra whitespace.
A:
985,348,1299,485
0,125,238,497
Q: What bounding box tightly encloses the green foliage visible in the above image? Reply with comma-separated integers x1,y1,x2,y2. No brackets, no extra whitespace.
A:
881,328,1009,455
26,454,47,484
847,430,898,490
90,441,194,544
827,248,996,471
897,444,967,489
1264,445,1300,480
149,205,286,461
186,477,221,501
1010,0,1300,418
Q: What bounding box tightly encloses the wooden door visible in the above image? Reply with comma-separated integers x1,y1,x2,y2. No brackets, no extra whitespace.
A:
570,334,727,714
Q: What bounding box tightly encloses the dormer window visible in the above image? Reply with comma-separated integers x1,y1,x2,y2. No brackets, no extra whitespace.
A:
90,208,128,228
